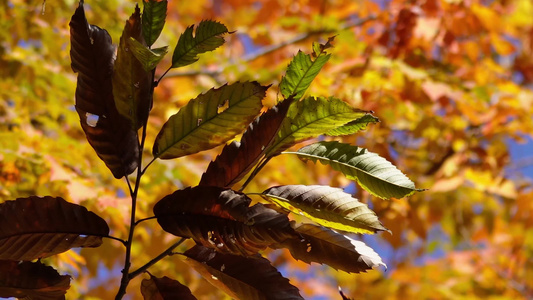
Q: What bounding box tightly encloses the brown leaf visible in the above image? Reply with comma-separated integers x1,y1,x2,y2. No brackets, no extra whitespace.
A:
141,274,197,300
70,1,139,178
200,97,293,188
153,186,296,255
183,245,303,300
0,260,70,300
0,196,110,261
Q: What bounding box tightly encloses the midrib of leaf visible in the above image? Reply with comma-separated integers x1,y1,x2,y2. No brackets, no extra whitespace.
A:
286,150,417,198
174,25,227,63
287,53,330,97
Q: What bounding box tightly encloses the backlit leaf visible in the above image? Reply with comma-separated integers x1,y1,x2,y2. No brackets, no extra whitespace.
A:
69,1,139,178
290,141,422,199
200,97,294,188
142,0,168,47
0,260,70,300
261,185,387,234
183,245,303,300
172,20,231,68
274,223,387,273
0,196,110,261
128,38,168,72
113,5,152,130
280,37,334,99
324,114,379,136
141,274,197,300
153,187,295,255
153,82,267,159
265,97,368,157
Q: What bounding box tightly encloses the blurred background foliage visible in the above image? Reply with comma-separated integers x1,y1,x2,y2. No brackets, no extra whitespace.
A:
1,0,533,298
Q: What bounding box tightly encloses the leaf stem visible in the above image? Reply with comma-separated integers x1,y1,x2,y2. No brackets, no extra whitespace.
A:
134,215,158,226
104,235,128,246
128,237,187,279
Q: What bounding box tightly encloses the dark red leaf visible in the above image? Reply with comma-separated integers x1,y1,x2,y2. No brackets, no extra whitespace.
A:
0,260,70,300
153,186,296,255
70,1,139,178
183,245,303,300
200,97,294,188
0,196,110,261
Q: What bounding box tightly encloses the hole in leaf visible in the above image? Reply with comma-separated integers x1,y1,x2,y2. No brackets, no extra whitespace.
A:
85,113,99,127
217,99,229,113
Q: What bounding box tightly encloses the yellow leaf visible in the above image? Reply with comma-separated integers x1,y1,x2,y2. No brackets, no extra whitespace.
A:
490,33,515,56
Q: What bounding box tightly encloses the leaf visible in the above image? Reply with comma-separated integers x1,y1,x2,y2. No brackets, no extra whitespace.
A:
324,114,379,136
153,82,267,159
141,0,168,47
261,185,387,234
69,1,139,178
279,37,334,99
0,260,70,300
153,186,295,255
183,245,303,300
200,97,294,188
289,141,422,199
141,274,197,300
273,223,387,273
265,96,368,157
128,38,168,72
0,196,110,261
172,20,231,68
113,4,153,130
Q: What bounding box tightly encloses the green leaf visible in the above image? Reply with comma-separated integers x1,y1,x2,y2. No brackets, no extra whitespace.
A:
324,114,379,136
0,196,110,261
200,97,294,188
172,20,230,68
141,0,167,47
153,187,295,255
279,37,334,99
265,97,368,157
141,274,197,300
183,245,303,300
128,38,168,71
69,1,139,178
153,81,267,159
113,5,152,130
0,260,70,299
274,223,387,273
261,185,387,234
289,141,422,199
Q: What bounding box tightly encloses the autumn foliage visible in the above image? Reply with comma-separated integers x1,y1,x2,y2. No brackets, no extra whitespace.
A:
1,0,533,299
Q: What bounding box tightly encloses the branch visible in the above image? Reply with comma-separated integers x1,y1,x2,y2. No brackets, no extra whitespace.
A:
129,238,187,279
164,16,376,79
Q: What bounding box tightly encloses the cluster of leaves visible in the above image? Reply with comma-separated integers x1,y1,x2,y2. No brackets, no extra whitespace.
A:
0,0,422,299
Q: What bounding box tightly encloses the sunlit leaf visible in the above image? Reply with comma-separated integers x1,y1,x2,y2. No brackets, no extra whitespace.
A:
153,82,267,159
261,185,387,234
142,0,168,47
200,97,294,188
0,260,70,300
289,141,422,199
265,97,368,157
280,37,334,99
274,223,387,273
183,245,303,300
172,20,231,68
69,1,139,178
128,38,168,71
0,196,110,261
113,5,152,130
141,274,197,300
324,114,379,136
153,187,295,255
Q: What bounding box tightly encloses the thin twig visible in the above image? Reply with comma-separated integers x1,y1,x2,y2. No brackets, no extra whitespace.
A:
134,216,158,226
104,235,128,246
129,238,187,279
